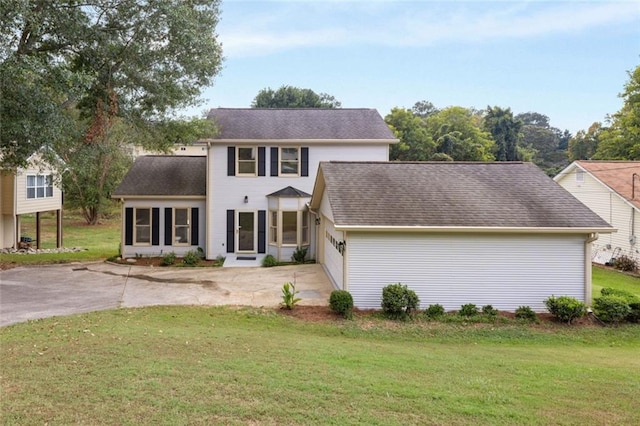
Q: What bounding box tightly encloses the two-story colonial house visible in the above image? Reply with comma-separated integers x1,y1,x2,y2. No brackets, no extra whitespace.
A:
112,108,398,262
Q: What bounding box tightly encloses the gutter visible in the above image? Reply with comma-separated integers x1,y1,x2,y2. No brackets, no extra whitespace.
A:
333,225,616,234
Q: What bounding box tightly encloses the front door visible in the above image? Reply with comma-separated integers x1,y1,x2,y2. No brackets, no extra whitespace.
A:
237,211,256,252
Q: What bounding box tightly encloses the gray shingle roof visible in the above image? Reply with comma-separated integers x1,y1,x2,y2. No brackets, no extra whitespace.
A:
112,156,206,197
315,162,613,229
267,186,312,197
207,108,397,141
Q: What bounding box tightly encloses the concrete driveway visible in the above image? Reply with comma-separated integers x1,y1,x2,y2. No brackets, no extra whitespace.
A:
0,262,333,327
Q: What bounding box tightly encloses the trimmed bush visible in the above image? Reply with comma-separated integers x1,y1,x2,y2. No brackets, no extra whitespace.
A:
182,249,203,266
262,254,278,267
482,305,498,317
544,295,586,324
515,306,537,322
458,303,479,317
381,283,420,319
600,288,640,322
329,290,354,319
161,251,177,266
593,295,632,324
613,254,637,272
424,304,445,319
291,246,308,264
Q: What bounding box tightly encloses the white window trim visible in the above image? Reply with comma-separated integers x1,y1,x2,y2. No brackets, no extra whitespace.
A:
26,174,54,199
173,207,190,246
575,169,585,183
279,147,300,177
237,146,257,176
269,210,309,247
134,207,152,246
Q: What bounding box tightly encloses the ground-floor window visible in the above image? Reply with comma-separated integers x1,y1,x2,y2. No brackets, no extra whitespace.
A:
269,210,309,247
174,208,190,245
135,208,151,245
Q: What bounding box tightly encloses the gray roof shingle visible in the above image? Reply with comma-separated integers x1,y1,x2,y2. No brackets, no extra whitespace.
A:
267,186,312,197
112,156,206,197
315,162,613,229
207,108,397,141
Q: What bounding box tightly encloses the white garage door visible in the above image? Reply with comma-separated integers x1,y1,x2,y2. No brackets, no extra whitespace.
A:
347,233,585,312
322,217,344,289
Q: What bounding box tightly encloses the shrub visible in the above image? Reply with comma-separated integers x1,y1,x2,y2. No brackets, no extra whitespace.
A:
329,290,354,319
182,249,203,266
593,295,632,324
482,305,498,317
161,251,177,266
262,254,278,267
514,306,537,322
281,282,301,310
424,304,445,319
381,283,420,319
544,295,586,324
291,246,308,264
600,288,640,322
458,303,479,317
613,254,637,272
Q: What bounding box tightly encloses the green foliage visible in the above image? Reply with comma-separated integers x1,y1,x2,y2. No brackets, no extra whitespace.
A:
291,246,308,264
162,252,177,266
516,112,571,176
329,290,354,319
601,288,640,322
515,306,538,322
613,255,638,272
458,303,479,317
252,85,341,108
280,282,301,310
483,106,522,161
262,254,279,267
482,304,499,317
544,296,587,324
593,295,632,324
424,304,446,319
568,122,601,161
182,249,203,266
385,108,436,161
381,283,420,319
426,107,495,161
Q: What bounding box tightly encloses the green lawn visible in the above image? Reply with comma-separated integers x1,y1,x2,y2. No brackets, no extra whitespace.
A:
592,265,640,298
1,307,639,425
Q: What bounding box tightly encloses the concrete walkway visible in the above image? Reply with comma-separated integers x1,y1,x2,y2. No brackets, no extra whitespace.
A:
0,262,334,327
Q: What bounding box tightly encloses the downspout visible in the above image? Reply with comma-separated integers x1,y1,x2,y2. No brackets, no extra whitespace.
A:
307,203,320,262
205,141,212,259
584,233,599,305
119,198,124,257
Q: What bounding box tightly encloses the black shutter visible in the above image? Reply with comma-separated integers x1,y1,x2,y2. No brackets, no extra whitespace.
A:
227,146,235,176
125,207,133,246
164,208,172,245
270,147,278,176
258,147,266,176
226,210,234,253
258,210,266,254
191,208,199,245
301,147,309,177
152,208,160,246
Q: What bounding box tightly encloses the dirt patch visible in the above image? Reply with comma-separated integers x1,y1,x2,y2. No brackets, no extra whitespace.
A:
111,257,222,268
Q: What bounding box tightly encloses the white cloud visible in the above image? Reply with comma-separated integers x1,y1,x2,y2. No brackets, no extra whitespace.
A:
219,1,640,57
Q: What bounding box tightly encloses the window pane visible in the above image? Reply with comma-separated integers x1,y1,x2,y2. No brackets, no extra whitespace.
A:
37,175,45,186
238,147,255,160
136,209,150,225
281,161,298,175
27,188,35,199
27,175,35,186
175,209,188,226
136,227,150,243
37,187,44,198
282,211,297,244
281,148,298,160
175,226,189,244
46,186,53,197
238,162,256,174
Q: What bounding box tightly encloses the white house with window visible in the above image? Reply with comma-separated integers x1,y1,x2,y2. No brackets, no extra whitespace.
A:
112,108,397,263
1,152,63,249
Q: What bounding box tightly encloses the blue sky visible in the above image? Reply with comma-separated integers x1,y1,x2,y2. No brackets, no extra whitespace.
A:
183,0,640,134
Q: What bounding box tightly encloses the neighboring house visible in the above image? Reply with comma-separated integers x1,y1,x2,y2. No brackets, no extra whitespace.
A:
205,108,397,262
555,161,640,264
309,161,613,312
112,108,398,260
112,156,206,258
0,152,63,249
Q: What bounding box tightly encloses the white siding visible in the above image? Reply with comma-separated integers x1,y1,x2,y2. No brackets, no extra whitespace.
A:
208,143,388,260
322,217,344,289
121,199,206,258
557,169,639,262
347,233,586,312
15,167,62,215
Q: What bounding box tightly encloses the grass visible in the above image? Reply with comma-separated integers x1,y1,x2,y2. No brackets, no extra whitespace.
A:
592,265,640,299
1,306,639,425
0,209,120,267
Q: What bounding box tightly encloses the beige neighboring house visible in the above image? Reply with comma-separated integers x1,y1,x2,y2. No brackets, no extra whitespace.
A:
0,152,63,249
555,161,639,264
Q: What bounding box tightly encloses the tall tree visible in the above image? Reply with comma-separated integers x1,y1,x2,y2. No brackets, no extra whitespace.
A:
385,108,435,161
411,100,439,118
252,86,341,108
483,106,522,161
594,65,640,160
516,112,571,175
1,0,223,223
568,122,601,161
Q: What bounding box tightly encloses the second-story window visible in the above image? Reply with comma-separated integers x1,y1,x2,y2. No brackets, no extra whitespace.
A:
26,174,53,199
237,147,256,175
280,147,299,175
